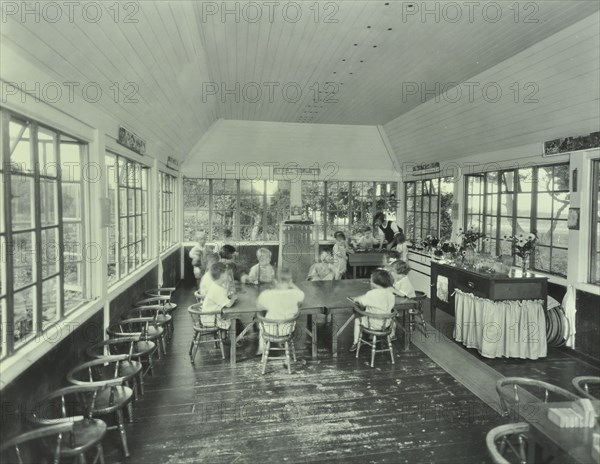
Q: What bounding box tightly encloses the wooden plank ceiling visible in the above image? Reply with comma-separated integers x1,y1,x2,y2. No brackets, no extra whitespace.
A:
2,1,599,160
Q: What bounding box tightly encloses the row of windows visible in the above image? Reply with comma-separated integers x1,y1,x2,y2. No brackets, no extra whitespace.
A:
0,108,178,360
182,179,398,241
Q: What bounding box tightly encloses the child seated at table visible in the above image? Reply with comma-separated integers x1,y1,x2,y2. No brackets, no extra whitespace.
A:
201,262,238,337
389,260,416,298
307,251,336,281
256,269,305,356
390,231,409,262
349,269,396,352
219,244,239,293
198,253,220,298
245,248,275,284
351,226,376,250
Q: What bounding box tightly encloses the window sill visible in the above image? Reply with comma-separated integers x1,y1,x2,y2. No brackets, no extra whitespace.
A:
160,244,180,257
0,297,104,390
573,282,600,295
106,259,157,300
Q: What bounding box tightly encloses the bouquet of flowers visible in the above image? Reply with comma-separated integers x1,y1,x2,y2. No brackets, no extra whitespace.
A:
457,228,486,249
420,235,440,252
504,232,538,259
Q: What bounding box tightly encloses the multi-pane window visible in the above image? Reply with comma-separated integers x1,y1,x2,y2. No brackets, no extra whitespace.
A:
183,179,290,241
0,109,88,358
160,172,176,251
106,153,149,285
590,159,600,285
405,177,454,241
301,181,397,240
465,163,569,276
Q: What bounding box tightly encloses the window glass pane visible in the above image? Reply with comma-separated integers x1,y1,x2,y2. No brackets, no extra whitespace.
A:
591,160,600,284
13,287,35,345
535,246,550,273
517,193,531,217
538,166,553,192
11,176,34,230
537,219,553,246
518,168,533,193
64,263,84,314
62,183,81,220
40,180,58,226
13,232,35,290
10,120,32,173
553,220,569,247
42,276,60,329
38,128,58,178
41,227,60,278
551,248,568,276
60,143,82,182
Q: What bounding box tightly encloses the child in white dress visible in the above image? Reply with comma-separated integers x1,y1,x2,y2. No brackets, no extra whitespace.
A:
332,231,354,279
349,269,396,351
201,262,238,335
307,251,336,281
246,248,275,284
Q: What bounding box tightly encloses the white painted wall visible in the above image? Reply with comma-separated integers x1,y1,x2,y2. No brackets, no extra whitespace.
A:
182,119,400,180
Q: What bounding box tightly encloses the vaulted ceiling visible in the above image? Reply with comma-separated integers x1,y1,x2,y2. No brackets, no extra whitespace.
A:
1,1,599,161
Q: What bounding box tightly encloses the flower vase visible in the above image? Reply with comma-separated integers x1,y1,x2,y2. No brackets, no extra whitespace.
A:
465,248,476,268
520,256,529,275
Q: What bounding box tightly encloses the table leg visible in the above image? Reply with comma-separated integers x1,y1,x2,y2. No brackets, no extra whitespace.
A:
403,311,410,351
332,312,356,357
312,315,318,359
229,321,237,367
431,304,436,328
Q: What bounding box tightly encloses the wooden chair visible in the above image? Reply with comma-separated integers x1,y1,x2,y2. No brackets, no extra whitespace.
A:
398,291,428,338
355,306,396,368
87,336,157,391
0,423,74,464
486,422,530,464
194,290,203,303
572,376,600,400
496,377,580,418
107,317,166,358
136,294,177,313
256,312,299,375
25,385,109,464
144,287,176,298
188,303,225,364
67,356,138,457
122,305,173,341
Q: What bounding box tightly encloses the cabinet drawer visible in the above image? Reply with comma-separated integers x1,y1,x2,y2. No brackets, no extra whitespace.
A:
454,273,491,298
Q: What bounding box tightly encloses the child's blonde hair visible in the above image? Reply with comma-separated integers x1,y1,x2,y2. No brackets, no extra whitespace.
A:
277,268,293,284
256,248,272,260
392,260,410,276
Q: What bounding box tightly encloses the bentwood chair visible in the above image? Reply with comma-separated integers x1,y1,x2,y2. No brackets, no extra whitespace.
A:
145,287,176,299
256,312,299,375
87,336,157,393
0,423,74,464
122,305,173,341
486,422,530,464
67,356,137,458
496,377,579,418
136,294,177,313
194,290,203,303
188,303,225,364
355,306,396,368
26,385,109,464
108,317,166,358
572,376,600,400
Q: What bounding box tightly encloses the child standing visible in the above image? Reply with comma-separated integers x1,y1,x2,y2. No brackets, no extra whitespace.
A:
349,269,396,352
247,248,275,284
332,231,354,280
307,251,336,281
256,269,305,356
201,262,238,336
189,231,208,282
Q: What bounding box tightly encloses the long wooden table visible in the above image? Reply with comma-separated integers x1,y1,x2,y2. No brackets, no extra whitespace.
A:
517,400,600,464
220,280,421,365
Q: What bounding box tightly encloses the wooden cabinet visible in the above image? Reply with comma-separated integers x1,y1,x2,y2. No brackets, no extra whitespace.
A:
430,261,548,326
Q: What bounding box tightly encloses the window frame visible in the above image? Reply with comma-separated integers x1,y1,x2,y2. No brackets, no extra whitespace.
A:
159,171,176,252
404,176,454,242
1,108,89,359
106,151,150,285
590,159,600,285
464,162,570,277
